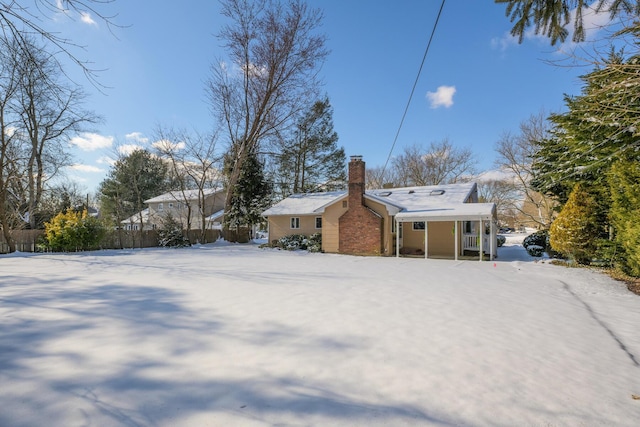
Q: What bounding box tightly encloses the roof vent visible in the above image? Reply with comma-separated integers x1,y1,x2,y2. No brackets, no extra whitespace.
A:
408,190,415,194
377,191,392,197
430,189,445,196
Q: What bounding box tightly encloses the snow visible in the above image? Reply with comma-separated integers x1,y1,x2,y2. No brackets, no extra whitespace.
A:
1,237,639,426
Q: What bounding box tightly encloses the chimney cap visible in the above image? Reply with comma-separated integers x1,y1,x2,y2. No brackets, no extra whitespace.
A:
350,155,363,162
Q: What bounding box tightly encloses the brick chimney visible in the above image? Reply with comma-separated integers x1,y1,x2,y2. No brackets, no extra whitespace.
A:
348,155,365,207
339,155,383,255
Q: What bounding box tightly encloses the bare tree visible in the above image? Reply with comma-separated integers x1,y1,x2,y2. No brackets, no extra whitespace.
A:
15,38,98,228
1,0,119,86
390,140,477,187
365,165,400,190
477,176,520,226
154,127,223,243
494,112,557,228
0,37,22,251
207,0,328,233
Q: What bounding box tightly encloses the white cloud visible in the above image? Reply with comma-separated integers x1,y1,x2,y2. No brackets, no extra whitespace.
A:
152,139,186,151
491,32,519,52
70,133,114,151
117,144,144,156
426,86,456,109
68,164,105,173
80,12,96,25
126,132,149,144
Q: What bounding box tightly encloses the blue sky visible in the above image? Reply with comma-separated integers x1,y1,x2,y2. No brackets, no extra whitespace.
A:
49,1,610,193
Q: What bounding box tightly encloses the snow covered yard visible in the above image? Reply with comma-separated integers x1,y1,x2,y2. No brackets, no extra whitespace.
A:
1,239,639,426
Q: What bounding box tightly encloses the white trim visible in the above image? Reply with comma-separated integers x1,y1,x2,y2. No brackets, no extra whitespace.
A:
479,218,483,262
454,221,459,261
424,222,428,260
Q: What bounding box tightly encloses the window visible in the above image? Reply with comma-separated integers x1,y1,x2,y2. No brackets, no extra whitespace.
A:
290,217,300,229
315,217,322,229
168,203,174,209
158,203,164,212
413,221,425,230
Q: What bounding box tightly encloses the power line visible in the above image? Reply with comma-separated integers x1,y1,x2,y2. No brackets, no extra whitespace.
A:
379,0,447,183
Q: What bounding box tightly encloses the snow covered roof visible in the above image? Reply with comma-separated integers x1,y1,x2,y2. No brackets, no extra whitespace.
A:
121,208,149,224
367,183,476,211
206,209,225,222
145,187,224,204
262,183,483,219
395,203,496,222
262,191,346,216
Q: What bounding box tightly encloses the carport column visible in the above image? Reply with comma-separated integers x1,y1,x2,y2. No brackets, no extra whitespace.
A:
424,221,428,260
491,220,496,260
454,221,458,261
479,218,483,262
395,218,399,258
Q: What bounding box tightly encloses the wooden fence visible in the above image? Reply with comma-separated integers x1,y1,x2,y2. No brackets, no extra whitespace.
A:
0,228,222,254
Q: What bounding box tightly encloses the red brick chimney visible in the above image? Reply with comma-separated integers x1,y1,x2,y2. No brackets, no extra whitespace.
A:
348,155,365,207
339,155,383,255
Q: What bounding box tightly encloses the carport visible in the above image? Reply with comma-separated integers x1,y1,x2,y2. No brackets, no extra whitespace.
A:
394,203,498,261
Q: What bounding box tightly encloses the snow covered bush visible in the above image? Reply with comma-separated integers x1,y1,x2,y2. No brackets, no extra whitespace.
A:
496,235,506,247
274,233,322,252
523,230,547,250
307,232,322,253
158,214,191,248
526,245,545,257
44,209,105,252
549,183,599,265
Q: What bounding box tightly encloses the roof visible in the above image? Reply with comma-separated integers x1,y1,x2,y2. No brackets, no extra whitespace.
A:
262,183,484,219
262,191,346,216
395,203,496,222
121,208,149,224
206,209,225,222
367,183,477,213
145,187,224,204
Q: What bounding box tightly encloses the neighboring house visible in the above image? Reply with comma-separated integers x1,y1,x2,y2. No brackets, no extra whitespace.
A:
121,208,155,231
145,188,225,230
262,156,498,260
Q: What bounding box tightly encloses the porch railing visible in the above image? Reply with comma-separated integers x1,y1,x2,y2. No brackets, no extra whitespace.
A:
463,233,489,252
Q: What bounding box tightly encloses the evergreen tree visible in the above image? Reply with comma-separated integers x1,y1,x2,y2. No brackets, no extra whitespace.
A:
158,213,191,248
225,149,272,240
98,149,169,246
608,157,640,276
276,98,346,197
549,183,600,264
497,0,640,45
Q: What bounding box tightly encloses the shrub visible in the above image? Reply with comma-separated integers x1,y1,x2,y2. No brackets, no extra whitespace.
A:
44,209,106,252
158,214,191,248
496,235,506,247
549,183,599,264
593,239,623,268
526,245,545,257
274,233,322,252
608,159,640,276
523,230,548,250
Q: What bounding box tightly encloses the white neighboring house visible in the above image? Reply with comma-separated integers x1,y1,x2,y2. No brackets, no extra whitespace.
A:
121,188,226,231
121,209,155,231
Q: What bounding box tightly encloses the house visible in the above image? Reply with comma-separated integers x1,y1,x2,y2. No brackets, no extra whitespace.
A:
121,208,154,231
262,155,498,260
122,188,225,231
